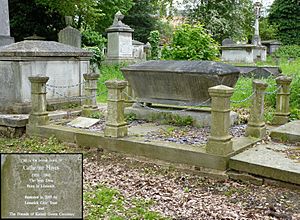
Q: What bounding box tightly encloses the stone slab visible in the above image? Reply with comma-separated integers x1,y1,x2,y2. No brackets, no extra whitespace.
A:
229,143,300,185
1,153,82,218
270,120,300,143
125,105,238,127
67,117,100,128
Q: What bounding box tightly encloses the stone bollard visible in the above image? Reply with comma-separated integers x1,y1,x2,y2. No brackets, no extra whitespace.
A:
245,80,268,138
81,73,99,117
272,76,293,125
206,85,234,156
124,82,135,107
28,76,49,126
104,80,128,137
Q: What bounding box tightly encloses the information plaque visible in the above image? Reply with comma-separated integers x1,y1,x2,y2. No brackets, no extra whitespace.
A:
1,154,83,219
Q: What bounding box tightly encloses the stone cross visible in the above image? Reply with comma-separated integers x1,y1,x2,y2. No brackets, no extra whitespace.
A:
0,0,14,46
252,1,262,46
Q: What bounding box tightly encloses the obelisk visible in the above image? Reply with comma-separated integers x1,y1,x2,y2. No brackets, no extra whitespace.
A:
0,0,14,46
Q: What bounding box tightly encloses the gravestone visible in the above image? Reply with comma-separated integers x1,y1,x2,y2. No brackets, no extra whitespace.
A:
0,0,14,46
222,38,235,46
105,11,134,64
1,154,83,219
58,16,81,48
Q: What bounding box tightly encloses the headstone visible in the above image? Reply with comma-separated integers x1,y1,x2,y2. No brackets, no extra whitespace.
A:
1,154,83,219
105,11,134,64
222,38,235,46
58,16,81,48
0,0,14,46
67,117,100,128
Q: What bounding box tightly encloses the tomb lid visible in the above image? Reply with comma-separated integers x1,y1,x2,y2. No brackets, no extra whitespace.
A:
122,60,240,75
0,40,92,57
133,40,144,45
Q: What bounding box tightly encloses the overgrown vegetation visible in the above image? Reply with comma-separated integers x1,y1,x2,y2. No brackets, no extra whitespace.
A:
84,185,168,220
148,30,161,60
97,65,125,103
161,23,220,61
268,0,300,45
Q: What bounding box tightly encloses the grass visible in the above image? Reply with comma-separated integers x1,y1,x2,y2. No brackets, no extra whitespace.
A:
84,185,168,220
97,64,125,103
0,136,73,153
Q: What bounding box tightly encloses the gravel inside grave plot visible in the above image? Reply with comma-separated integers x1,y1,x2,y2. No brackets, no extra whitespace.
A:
143,124,246,145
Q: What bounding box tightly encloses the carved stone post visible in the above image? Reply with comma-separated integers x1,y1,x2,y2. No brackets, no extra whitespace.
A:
28,76,49,126
272,76,293,125
245,80,268,138
104,80,128,137
206,85,234,156
81,73,99,117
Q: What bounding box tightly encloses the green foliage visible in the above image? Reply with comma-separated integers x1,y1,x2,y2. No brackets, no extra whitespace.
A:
97,65,125,103
268,0,300,45
9,0,65,41
35,0,104,29
273,45,300,59
148,30,161,60
259,18,278,41
88,111,104,119
125,113,137,122
186,0,254,43
123,0,159,43
149,112,194,126
84,185,168,219
0,136,71,153
161,23,220,61
95,0,134,34
82,28,107,68
290,74,300,110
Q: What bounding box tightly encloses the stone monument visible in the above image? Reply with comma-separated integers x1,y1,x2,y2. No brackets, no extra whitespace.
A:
221,1,266,63
58,16,81,48
252,1,262,46
0,40,92,113
0,0,14,46
105,11,134,64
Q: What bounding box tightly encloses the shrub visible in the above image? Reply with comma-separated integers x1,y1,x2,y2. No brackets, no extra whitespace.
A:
161,23,220,61
148,30,160,60
81,28,106,68
273,45,300,59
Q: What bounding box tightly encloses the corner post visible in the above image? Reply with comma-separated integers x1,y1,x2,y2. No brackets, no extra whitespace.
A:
206,85,234,156
104,80,128,137
81,73,99,117
245,80,268,138
28,76,49,125
272,76,292,125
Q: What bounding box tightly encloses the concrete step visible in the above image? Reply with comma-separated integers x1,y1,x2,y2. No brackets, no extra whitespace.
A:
229,143,300,185
270,120,300,143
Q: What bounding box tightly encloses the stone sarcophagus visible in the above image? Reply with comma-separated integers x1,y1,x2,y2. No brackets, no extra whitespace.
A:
121,60,240,106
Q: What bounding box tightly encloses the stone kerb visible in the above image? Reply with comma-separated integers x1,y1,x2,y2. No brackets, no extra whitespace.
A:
104,80,128,137
206,85,234,156
28,76,49,126
81,72,99,117
272,76,293,125
245,80,268,138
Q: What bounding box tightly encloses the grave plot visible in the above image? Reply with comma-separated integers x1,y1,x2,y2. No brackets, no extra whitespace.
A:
19,60,298,186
